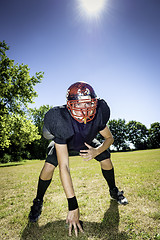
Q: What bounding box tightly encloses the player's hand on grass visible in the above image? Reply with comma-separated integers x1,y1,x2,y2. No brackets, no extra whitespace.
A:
66,208,84,237
80,142,98,161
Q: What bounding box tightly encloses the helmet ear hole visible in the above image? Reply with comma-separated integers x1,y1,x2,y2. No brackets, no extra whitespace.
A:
66,82,97,123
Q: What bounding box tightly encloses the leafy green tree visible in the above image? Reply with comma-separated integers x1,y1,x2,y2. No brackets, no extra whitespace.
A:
0,41,43,161
27,105,52,159
127,121,148,150
0,41,43,115
148,122,160,149
7,114,41,161
108,119,128,151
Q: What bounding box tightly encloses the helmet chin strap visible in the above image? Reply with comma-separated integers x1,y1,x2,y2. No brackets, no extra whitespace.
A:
72,108,88,124
73,115,87,124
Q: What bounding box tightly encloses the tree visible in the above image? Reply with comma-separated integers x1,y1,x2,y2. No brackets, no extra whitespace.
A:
127,121,148,150
27,105,52,159
0,41,43,161
7,114,41,161
148,122,160,149
108,119,128,151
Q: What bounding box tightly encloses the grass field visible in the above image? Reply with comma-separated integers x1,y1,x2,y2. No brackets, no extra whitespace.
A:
0,149,160,240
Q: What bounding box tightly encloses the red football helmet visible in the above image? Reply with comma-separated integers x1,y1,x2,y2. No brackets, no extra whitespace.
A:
66,82,97,123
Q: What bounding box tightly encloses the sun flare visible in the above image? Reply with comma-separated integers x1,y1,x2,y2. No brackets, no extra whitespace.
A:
77,0,106,21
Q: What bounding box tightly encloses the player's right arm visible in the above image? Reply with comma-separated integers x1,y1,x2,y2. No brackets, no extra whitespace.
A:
55,143,83,237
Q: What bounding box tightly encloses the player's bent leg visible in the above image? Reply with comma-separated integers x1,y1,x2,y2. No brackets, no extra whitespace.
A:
100,158,128,205
100,158,113,170
40,162,56,180
29,163,56,222
100,158,116,190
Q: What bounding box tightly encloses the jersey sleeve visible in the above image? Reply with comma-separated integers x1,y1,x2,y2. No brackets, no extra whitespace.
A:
53,137,67,144
98,99,110,131
43,125,54,140
43,105,74,143
42,125,67,144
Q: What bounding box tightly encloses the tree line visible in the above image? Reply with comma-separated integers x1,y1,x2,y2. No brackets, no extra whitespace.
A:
97,119,160,151
0,41,160,163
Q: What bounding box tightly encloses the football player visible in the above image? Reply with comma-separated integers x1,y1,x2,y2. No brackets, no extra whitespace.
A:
29,82,128,237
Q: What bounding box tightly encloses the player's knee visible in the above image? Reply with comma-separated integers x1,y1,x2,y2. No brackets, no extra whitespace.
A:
100,158,113,170
40,162,55,180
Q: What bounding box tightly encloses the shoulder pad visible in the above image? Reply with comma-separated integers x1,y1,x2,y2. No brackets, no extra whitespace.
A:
43,105,74,140
97,99,110,128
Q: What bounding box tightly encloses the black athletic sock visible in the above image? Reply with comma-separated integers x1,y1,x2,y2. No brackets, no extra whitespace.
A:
101,168,116,190
36,177,52,201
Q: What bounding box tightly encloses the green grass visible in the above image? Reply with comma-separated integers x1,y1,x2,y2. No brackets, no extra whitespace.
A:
0,149,160,239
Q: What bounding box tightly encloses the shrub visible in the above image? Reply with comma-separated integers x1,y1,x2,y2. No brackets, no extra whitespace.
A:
0,153,11,163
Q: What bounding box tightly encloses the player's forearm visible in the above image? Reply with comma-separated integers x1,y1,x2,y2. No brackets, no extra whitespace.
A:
55,143,76,199
55,143,79,218
96,137,114,155
59,166,79,211
59,165,75,199
97,126,114,155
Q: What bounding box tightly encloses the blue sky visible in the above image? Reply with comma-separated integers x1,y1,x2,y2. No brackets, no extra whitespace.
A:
1,0,160,128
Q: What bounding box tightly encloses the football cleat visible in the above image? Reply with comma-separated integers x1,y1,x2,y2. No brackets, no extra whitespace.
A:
110,187,128,205
29,198,43,222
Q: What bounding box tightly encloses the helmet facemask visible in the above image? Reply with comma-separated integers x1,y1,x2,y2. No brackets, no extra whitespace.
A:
66,82,97,124
67,96,97,124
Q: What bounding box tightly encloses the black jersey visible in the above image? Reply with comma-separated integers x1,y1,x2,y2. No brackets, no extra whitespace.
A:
43,99,110,151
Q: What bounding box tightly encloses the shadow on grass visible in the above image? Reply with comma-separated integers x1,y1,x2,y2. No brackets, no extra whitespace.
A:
21,200,128,240
0,163,24,168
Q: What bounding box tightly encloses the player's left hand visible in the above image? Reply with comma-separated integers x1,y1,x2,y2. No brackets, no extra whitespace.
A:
66,208,84,237
80,143,99,161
